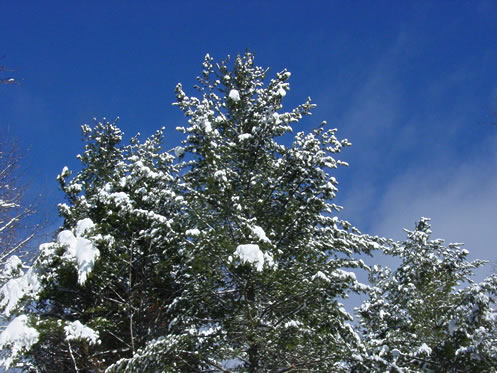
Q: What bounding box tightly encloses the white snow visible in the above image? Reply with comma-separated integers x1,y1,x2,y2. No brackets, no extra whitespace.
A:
238,133,252,141
59,166,70,178
214,170,228,182
76,218,94,236
252,225,271,243
57,219,100,285
202,119,212,133
197,323,221,337
284,320,301,328
234,244,273,272
416,343,432,356
333,269,357,282
64,320,100,345
0,267,40,316
311,271,330,282
186,229,201,237
264,251,274,268
0,315,39,369
174,146,185,157
228,89,240,102
2,255,23,278
111,191,132,206
277,87,286,97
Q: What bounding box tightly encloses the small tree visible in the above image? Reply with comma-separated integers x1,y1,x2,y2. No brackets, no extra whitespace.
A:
356,218,497,372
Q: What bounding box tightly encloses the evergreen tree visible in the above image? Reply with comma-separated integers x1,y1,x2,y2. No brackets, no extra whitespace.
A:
108,53,385,372
0,121,184,371
356,218,497,372
4,52,496,373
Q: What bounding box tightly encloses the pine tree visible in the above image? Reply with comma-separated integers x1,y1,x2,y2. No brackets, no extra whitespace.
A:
0,52,388,372
108,53,385,372
356,218,497,372
0,120,185,371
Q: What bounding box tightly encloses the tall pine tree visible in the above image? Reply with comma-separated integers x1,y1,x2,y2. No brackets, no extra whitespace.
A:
109,53,385,372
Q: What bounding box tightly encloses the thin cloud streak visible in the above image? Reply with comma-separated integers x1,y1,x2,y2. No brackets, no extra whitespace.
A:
369,137,497,278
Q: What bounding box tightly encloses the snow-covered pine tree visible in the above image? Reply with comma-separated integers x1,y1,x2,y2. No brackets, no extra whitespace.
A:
356,218,497,372
108,53,386,372
0,121,185,371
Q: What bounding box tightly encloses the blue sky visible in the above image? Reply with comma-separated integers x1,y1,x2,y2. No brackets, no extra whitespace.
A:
1,1,497,275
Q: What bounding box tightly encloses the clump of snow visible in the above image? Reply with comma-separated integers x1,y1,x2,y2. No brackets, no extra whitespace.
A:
0,315,39,369
238,133,252,141
174,146,185,157
2,255,23,278
76,218,94,236
111,192,131,206
214,170,228,182
455,346,470,356
0,267,40,316
58,166,71,179
252,225,271,244
264,251,274,268
234,244,263,271
311,271,330,282
64,320,100,345
233,244,274,272
186,229,201,237
284,320,301,328
416,343,432,356
201,119,212,133
197,323,221,337
333,269,357,282
277,87,286,97
58,219,100,285
228,89,240,102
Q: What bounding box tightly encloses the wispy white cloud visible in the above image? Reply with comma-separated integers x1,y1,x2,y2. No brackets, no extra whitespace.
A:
369,136,497,278
375,143,497,242
331,31,497,281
